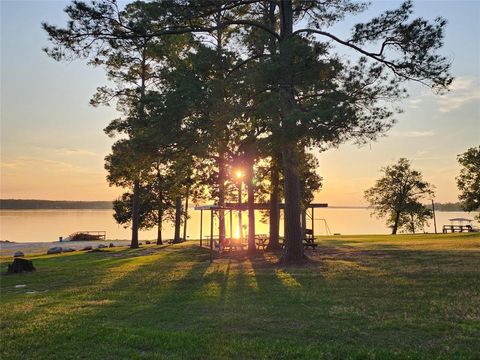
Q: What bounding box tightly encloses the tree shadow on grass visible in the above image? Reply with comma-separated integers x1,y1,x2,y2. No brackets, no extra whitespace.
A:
1,246,218,359
20,247,291,358
3,243,479,359
0,246,183,341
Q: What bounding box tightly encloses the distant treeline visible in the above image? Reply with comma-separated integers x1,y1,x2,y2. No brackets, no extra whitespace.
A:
331,203,466,211
0,199,113,210
432,202,465,211
0,199,466,211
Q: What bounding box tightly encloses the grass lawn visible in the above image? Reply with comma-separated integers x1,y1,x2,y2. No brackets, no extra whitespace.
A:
1,233,479,359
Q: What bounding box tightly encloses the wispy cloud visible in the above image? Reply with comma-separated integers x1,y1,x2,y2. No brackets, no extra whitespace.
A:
412,155,452,161
1,156,90,173
408,98,423,109
391,130,435,137
58,148,98,157
439,77,480,113
408,76,480,113
30,144,99,157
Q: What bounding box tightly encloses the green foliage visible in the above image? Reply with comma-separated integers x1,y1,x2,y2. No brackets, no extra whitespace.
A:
112,181,176,231
433,202,464,211
350,0,452,92
113,190,158,230
398,202,433,234
456,146,480,219
43,0,453,153
104,139,148,188
299,151,323,208
365,158,434,234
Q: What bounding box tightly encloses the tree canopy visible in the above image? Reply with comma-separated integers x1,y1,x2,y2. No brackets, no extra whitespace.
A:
456,146,480,220
364,158,434,234
44,0,452,261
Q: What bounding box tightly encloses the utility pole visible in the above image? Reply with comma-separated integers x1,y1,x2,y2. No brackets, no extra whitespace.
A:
432,199,437,234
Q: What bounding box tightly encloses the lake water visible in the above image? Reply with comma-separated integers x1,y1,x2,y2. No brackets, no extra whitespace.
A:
1,208,478,243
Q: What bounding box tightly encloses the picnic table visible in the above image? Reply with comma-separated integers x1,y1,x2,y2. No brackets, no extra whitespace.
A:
442,224,473,233
442,218,477,233
255,235,269,250
303,229,317,249
223,238,246,252
276,231,318,249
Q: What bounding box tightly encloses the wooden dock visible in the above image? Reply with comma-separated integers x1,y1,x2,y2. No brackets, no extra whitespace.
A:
65,231,106,241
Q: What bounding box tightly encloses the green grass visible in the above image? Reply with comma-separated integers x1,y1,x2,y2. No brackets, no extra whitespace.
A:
1,233,479,359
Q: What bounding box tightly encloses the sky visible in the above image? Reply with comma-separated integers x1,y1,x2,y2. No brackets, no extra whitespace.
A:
1,0,479,205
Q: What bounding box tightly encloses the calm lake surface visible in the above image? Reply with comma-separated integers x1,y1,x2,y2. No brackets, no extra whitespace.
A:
0,208,477,243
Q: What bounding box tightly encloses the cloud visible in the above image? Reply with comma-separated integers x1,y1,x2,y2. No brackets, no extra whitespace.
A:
408,98,423,109
407,76,480,113
412,155,452,161
0,162,18,169
438,77,480,112
0,156,90,173
58,148,98,157
391,130,435,137
30,144,99,157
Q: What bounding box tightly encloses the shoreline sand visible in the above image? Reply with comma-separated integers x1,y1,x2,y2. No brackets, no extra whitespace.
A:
0,240,133,257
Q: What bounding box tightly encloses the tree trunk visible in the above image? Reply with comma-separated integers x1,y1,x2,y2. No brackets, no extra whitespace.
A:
218,154,226,243
238,183,244,241
281,143,304,263
277,0,304,264
215,22,227,246
130,47,147,249
130,178,140,249
8,258,36,274
267,157,281,251
246,159,256,253
266,1,281,253
410,214,416,234
182,186,190,242
301,208,307,239
173,196,182,243
157,209,163,245
391,211,400,235
157,172,163,245
265,0,281,251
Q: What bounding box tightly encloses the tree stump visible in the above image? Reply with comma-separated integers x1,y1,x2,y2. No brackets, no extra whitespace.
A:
7,258,36,274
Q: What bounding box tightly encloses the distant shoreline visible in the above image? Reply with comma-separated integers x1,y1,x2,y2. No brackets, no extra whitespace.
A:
1,199,467,211
0,199,113,210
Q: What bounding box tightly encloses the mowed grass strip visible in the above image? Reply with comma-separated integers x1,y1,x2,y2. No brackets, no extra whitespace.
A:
1,234,479,359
